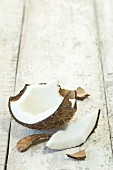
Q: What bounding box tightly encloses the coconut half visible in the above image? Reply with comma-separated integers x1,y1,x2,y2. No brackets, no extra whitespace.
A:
46,109,100,150
9,80,77,130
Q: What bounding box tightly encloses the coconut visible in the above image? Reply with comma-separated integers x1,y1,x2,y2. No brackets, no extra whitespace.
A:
9,80,77,130
46,109,100,150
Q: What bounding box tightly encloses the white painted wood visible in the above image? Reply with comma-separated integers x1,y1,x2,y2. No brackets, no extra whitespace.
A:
0,0,24,169
7,0,113,169
95,0,113,150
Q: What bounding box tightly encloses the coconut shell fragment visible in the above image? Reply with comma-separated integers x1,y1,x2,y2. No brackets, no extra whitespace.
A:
59,87,89,100
76,87,90,100
66,150,86,160
17,134,52,152
59,89,76,99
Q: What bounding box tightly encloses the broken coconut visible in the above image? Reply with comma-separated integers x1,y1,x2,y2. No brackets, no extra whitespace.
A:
9,80,77,130
46,109,100,150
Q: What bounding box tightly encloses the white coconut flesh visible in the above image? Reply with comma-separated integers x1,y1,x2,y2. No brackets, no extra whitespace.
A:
10,80,64,124
46,110,100,150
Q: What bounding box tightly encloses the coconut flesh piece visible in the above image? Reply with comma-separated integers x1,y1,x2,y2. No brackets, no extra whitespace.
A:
46,109,100,150
9,80,77,130
10,80,64,124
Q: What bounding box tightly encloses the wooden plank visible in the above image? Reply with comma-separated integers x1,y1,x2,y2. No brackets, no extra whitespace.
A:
95,0,113,151
7,0,113,169
0,0,24,169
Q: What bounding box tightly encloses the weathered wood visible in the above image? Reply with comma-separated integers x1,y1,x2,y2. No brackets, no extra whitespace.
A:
0,0,24,169
95,0,113,151
7,0,113,169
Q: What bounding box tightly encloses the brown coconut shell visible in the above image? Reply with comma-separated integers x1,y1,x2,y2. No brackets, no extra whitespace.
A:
60,87,90,100
9,84,77,130
17,133,52,152
66,150,86,160
76,87,90,100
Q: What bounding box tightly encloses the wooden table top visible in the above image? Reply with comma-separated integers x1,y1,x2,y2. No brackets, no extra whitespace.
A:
0,0,113,169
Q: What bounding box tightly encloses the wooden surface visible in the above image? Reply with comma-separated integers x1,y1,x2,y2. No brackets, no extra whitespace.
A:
0,0,113,169
95,0,113,150
0,0,24,169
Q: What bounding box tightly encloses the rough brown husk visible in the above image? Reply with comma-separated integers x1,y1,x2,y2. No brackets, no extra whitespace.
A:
17,134,52,152
66,150,86,160
9,84,77,130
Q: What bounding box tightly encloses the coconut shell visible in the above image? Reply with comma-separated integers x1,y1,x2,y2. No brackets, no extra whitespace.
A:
9,84,77,130
66,150,86,160
17,134,52,152
76,87,90,100
59,88,76,99
60,87,90,100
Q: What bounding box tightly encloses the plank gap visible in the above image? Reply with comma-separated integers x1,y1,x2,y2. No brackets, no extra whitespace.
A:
4,0,26,169
4,121,11,170
93,0,113,156
14,0,26,93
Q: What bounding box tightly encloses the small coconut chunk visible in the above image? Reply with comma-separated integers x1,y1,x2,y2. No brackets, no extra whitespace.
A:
66,150,86,160
46,110,100,150
17,134,52,152
76,87,90,100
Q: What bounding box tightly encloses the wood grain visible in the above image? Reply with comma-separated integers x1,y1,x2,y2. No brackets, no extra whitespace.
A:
0,0,24,169
7,0,113,169
95,0,113,152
